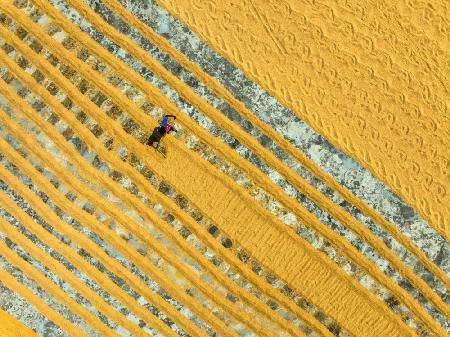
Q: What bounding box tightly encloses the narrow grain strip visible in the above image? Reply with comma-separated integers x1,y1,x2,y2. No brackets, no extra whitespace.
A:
0,308,39,337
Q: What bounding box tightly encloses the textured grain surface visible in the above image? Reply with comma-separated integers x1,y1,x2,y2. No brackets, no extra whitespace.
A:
0,308,39,337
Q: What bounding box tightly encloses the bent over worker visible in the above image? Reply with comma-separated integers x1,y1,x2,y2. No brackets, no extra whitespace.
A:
146,114,177,148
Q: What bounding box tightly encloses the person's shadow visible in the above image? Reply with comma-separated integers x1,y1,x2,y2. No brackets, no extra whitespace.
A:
146,127,163,146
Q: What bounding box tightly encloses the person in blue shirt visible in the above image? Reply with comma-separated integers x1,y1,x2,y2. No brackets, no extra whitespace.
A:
146,114,177,148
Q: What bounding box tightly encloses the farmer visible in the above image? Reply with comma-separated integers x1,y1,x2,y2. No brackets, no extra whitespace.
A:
146,114,177,148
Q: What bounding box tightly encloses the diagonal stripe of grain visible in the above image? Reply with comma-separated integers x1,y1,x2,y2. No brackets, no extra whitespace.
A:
0,308,39,337
0,260,87,337
5,4,444,334
98,0,449,292
0,216,123,337
57,0,450,314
